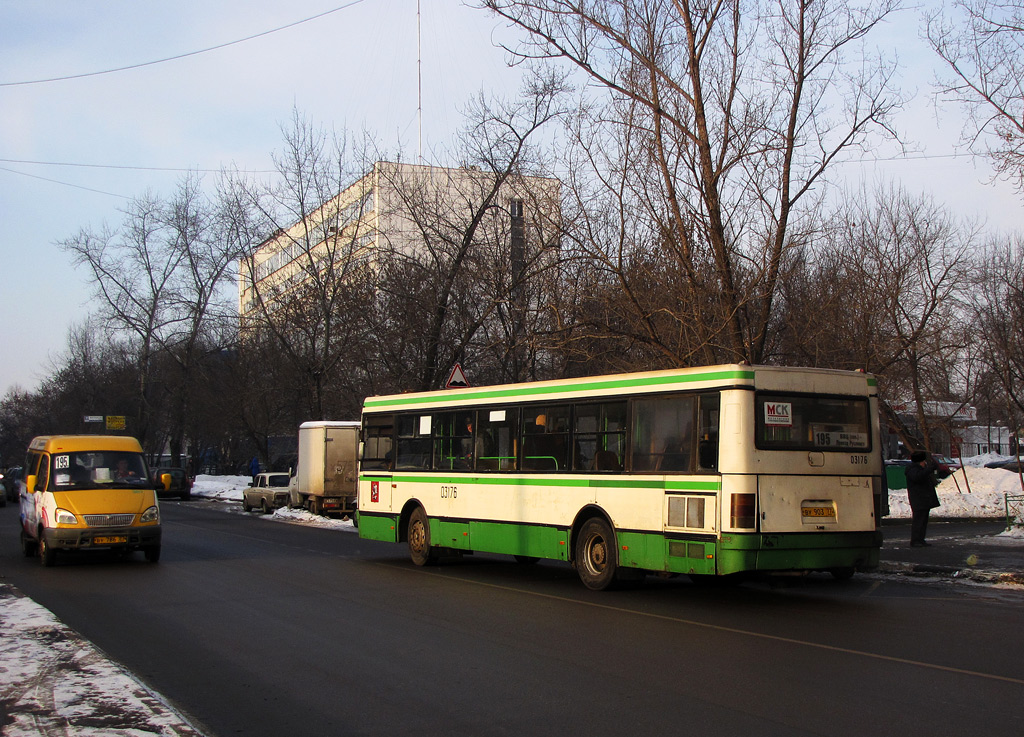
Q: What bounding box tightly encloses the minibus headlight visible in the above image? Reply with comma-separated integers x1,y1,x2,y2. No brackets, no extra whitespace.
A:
55,508,78,525
140,506,160,524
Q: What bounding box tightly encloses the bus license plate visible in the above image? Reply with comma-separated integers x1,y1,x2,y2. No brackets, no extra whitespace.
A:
801,507,835,518
93,536,127,545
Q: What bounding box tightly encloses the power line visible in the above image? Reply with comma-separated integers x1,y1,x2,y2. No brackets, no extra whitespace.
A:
0,157,274,174
0,0,369,88
0,166,128,198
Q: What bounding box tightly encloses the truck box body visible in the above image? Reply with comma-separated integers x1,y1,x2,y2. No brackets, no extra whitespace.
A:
291,421,360,516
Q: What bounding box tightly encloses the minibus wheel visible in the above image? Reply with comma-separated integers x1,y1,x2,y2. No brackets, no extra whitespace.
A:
20,529,37,557
144,545,161,563
39,535,57,567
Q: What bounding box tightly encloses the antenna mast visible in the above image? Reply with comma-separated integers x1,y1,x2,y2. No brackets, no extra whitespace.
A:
417,0,423,164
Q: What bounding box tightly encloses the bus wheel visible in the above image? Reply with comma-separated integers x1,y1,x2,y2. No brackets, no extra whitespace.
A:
39,535,57,567
407,507,437,566
830,567,855,581
575,518,618,591
144,545,161,563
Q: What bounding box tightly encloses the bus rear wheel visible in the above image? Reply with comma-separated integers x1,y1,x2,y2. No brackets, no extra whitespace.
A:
575,518,618,591
407,507,437,567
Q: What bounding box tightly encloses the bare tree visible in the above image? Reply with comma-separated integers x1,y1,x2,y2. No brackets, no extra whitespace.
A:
972,233,1024,431
777,184,977,450
61,176,236,458
483,0,905,364
926,0,1024,193
225,111,377,421
370,74,567,391
61,192,185,444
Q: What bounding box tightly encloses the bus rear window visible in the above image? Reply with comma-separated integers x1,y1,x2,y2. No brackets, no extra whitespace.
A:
755,393,871,451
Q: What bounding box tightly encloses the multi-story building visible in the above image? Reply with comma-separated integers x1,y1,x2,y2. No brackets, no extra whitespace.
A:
238,161,561,323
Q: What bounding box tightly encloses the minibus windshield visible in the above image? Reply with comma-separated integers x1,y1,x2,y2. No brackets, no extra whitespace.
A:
50,451,150,490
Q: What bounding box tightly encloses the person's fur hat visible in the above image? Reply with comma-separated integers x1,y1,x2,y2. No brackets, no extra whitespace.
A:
910,450,927,463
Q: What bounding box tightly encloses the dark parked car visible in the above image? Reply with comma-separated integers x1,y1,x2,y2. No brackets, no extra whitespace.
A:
2,466,22,504
152,467,193,500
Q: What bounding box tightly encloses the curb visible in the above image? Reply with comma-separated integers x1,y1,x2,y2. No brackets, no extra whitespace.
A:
877,561,1024,585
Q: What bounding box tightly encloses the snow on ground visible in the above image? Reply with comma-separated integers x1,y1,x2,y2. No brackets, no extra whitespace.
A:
190,475,356,531
0,585,202,736
887,464,1024,531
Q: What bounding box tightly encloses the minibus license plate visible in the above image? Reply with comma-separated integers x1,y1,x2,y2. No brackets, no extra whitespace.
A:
93,536,127,545
801,507,835,518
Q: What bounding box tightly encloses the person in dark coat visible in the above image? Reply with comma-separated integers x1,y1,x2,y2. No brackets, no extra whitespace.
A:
905,450,941,547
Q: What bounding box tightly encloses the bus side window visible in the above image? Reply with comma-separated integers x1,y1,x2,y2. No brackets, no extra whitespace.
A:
362,415,395,470
697,393,720,472
631,396,695,473
433,412,475,471
522,405,570,471
479,407,518,472
574,402,626,472
396,414,432,470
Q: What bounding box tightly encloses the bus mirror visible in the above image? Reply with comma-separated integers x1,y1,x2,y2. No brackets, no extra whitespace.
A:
357,441,364,460
26,474,37,493
160,473,172,491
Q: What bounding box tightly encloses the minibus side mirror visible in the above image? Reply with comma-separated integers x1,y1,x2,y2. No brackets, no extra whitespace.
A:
25,474,37,494
159,473,172,491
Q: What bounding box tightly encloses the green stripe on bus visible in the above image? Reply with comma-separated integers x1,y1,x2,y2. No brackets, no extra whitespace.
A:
360,474,718,491
363,369,755,408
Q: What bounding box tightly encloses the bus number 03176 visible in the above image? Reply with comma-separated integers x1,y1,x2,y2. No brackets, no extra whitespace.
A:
440,485,458,499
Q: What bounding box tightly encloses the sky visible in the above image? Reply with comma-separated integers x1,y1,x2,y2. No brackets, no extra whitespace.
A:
1,0,1021,398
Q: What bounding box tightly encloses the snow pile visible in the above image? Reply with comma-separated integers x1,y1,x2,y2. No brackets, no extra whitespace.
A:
192,473,250,501
190,475,355,531
0,585,202,736
887,465,1024,520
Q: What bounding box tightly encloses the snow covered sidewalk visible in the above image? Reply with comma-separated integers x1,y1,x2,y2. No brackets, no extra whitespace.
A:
0,584,203,737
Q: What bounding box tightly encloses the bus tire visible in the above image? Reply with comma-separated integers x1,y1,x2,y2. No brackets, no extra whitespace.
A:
830,567,855,580
575,517,618,591
144,545,161,563
407,506,437,566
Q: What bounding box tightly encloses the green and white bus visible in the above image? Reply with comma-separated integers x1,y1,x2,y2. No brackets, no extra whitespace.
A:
356,364,883,590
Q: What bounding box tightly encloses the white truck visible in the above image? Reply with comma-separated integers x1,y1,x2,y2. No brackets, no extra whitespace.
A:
289,421,360,517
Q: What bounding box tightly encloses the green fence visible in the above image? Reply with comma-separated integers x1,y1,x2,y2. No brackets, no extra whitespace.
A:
1006,494,1024,530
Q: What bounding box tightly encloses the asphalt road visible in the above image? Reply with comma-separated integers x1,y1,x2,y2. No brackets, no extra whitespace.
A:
2,501,1023,737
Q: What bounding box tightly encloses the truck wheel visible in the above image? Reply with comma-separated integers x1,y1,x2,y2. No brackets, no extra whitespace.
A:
39,535,57,567
308,497,321,516
407,507,437,566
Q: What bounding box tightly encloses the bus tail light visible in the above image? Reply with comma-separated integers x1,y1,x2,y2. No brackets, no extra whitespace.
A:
730,493,757,529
